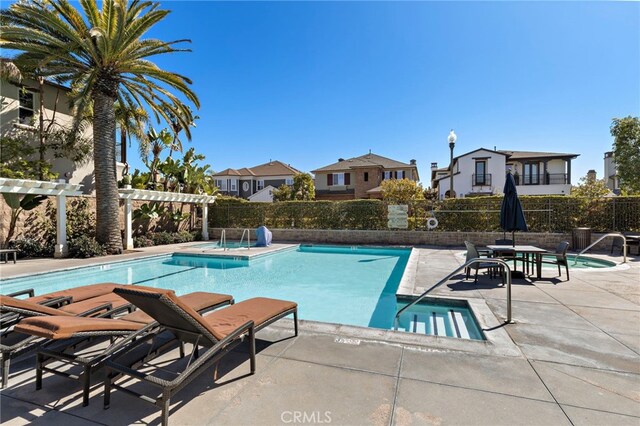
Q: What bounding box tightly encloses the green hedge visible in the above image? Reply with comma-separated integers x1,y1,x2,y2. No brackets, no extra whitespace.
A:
210,196,640,233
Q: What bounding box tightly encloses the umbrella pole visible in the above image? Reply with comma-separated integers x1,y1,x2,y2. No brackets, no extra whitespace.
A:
512,230,515,247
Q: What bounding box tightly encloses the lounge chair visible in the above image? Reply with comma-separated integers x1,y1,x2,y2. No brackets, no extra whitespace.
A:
540,241,570,281
0,295,119,388
12,288,234,406
102,287,297,425
11,283,123,305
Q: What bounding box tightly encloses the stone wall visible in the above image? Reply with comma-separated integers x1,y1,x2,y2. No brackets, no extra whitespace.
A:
208,227,621,252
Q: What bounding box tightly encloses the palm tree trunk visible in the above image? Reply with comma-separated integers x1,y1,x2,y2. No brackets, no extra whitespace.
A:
93,90,123,254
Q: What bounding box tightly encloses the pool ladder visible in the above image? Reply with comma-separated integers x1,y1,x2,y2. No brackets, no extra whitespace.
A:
219,229,227,251
573,233,627,265
394,258,514,331
240,228,251,250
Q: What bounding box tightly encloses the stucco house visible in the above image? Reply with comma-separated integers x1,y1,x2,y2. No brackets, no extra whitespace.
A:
212,160,301,200
431,148,579,199
1,65,124,194
312,152,420,200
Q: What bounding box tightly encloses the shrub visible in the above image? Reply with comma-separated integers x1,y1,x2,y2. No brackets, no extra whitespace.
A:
11,237,50,258
150,231,175,246
133,236,155,248
173,230,195,243
68,236,106,258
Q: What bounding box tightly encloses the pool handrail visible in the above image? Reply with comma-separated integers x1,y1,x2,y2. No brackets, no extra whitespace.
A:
240,228,251,250
573,233,626,265
219,229,227,251
394,258,513,330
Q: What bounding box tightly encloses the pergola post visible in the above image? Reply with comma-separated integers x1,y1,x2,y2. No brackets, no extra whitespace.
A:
54,194,68,258
202,201,209,241
124,197,134,250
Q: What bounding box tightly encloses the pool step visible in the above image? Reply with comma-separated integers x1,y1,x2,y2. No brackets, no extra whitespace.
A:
405,309,470,338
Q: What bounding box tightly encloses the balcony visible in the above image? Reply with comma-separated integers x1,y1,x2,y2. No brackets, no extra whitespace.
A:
515,173,568,185
472,174,492,186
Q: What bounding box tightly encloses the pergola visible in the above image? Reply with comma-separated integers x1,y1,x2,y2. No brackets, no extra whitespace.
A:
0,178,83,258
119,188,216,250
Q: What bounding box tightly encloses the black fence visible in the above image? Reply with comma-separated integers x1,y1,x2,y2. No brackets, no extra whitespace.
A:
210,197,640,233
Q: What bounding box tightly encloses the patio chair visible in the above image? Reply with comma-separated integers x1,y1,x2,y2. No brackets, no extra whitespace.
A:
11,289,234,406
101,286,298,426
540,241,570,281
464,241,504,284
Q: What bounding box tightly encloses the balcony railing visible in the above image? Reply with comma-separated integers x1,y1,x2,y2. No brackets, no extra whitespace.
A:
515,173,568,185
472,174,492,186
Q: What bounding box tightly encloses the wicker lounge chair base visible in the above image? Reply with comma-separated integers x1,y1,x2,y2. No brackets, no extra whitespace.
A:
102,287,297,426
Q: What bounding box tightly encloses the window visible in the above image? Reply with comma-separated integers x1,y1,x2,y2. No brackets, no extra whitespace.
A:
214,179,227,191
474,161,487,185
397,170,405,179
230,179,237,191
19,90,34,125
331,173,344,185
524,163,539,185
257,180,264,190
364,172,369,182
286,178,294,186
383,171,392,180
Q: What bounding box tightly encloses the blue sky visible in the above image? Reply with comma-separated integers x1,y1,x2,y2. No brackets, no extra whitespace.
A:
136,1,638,185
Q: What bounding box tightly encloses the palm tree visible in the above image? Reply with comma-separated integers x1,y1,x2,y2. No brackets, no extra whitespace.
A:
115,101,148,165
0,0,199,253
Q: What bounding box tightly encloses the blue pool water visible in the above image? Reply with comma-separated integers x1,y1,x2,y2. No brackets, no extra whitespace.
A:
1,246,413,329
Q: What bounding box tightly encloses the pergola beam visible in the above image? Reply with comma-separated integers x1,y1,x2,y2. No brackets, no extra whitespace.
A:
118,188,217,250
0,179,83,258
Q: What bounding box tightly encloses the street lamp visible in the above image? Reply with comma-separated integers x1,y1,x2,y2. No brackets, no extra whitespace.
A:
448,129,457,198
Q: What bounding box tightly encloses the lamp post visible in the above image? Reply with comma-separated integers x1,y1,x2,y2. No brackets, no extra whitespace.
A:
448,129,457,198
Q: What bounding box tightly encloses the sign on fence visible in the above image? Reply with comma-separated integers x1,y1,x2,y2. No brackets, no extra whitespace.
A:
388,204,408,229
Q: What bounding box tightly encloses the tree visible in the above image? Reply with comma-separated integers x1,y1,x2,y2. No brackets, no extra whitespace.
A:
272,173,315,201
571,175,611,198
3,193,48,247
115,102,148,165
291,173,315,201
1,0,200,253
611,116,640,193
381,179,425,203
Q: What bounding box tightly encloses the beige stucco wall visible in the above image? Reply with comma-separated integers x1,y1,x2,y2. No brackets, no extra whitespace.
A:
1,78,125,194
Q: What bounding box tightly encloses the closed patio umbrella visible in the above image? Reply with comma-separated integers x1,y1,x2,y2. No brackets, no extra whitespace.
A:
500,172,528,246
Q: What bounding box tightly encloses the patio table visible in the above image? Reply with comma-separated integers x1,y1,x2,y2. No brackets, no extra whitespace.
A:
487,245,548,279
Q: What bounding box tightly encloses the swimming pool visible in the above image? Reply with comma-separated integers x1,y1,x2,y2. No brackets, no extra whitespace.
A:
1,246,418,329
542,254,616,269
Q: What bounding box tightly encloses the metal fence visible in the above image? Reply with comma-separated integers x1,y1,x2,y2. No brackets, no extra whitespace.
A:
210,197,640,233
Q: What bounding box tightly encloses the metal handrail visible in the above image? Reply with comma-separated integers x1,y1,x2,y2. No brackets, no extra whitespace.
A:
219,229,227,251
394,258,513,330
574,233,626,265
239,228,251,250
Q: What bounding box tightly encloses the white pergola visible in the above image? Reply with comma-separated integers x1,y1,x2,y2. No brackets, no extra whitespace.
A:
0,178,83,258
119,188,217,250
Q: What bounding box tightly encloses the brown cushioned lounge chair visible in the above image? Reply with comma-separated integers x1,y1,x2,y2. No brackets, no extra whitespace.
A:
101,286,298,426
0,294,122,388
12,287,234,406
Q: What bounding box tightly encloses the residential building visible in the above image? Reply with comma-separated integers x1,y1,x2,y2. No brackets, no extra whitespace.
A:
604,151,620,194
1,66,124,194
212,160,301,200
431,148,579,199
311,152,420,200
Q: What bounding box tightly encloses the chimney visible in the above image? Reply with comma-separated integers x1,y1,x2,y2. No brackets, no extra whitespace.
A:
338,158,345,162
410,159,416,165
431,162,438,169
587,170,597,181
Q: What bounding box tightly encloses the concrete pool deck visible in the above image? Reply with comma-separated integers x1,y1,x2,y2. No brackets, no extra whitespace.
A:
1,243,639,425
